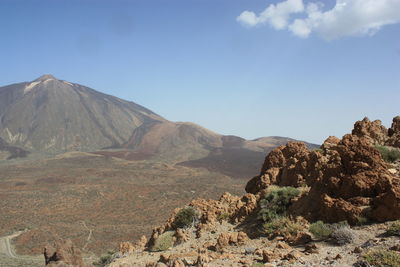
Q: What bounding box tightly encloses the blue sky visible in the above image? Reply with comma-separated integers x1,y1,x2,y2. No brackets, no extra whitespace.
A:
0,0,399,144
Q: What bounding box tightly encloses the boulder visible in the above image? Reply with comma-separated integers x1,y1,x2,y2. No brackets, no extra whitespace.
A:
43,239,84,267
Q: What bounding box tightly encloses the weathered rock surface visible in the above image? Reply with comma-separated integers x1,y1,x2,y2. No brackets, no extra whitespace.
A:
44,239,84,267
246,116,400,224
350,116,400,148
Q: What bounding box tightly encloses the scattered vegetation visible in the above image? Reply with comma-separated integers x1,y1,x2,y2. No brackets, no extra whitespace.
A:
258,186,300,222
173,207,196,229
93,251,115,267
150,231,175,252
355,216,370,226
263,216,304,238
375,145,400,163
309,220,353,244
330,225,355,245
217,212,231,223
364,249,400,267
309,221,333,240
385,220,400,236
313,148,324,154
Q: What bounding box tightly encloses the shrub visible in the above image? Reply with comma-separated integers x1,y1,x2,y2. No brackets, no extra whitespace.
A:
309,221,333,240
258,187,300,222
150,231,175,252
173,207,196,229
93,251,115,267
330,225,355,245
375,145,400,163
385,220,400,236
355,216,369,226
217,213,231,222
309,220,351,242
263,216,304,238
364,249,400,267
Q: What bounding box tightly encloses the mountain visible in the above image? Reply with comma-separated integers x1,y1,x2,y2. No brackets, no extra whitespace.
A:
0,74,165,153
0,75,317,179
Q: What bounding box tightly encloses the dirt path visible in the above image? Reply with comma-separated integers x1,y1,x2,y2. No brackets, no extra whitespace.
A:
81,221,93,251
0,231,24,258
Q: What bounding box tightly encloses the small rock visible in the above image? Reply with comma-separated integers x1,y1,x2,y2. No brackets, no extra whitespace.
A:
353,246,363,253
334,254,342,260
276,241,291,249
283,250,302,261
244,247,256,254
159,254,170,263
303,243,318,254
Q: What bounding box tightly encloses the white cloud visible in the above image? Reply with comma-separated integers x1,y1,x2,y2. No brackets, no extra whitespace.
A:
238,0,400,40
237,0,304,29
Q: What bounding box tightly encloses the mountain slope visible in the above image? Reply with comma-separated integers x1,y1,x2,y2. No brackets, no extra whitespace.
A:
0,75,165,153
0,75,317,172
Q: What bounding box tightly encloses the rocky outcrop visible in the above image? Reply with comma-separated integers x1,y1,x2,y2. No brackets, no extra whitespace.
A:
350,116,400,148
215,232,249,251
387,116,400,148
148,192,258,248
43,239,84,267
246,117,400,224
352,117,388,145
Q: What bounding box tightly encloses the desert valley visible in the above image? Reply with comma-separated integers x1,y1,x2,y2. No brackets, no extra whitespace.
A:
1,0,400,266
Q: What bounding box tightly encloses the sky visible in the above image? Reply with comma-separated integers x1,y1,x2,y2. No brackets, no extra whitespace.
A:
0,0,399,144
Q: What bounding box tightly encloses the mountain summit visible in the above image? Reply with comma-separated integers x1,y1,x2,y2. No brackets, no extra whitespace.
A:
0,75,165,153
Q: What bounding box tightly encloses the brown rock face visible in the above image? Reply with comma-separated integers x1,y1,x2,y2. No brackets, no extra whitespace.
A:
246,142,316,194
148,192,258,248
44,239,84,267
246,119,400,224
349,116,400,148
387,116,400,148
119,241,135,256
352,117,388,145
216,232,249,250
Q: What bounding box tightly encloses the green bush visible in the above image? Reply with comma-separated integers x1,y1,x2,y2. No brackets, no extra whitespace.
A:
309,220,350,241
385,220,400,236
150,231,175,252
364,249,400,267
375,145,400,163
173,207,196,229
258,187,300,222
263,216,304,238
309,221,333,240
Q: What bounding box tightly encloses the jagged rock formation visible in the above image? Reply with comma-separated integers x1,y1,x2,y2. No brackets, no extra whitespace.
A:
44,239,84,267
352,116,400,148
246,116,400,224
